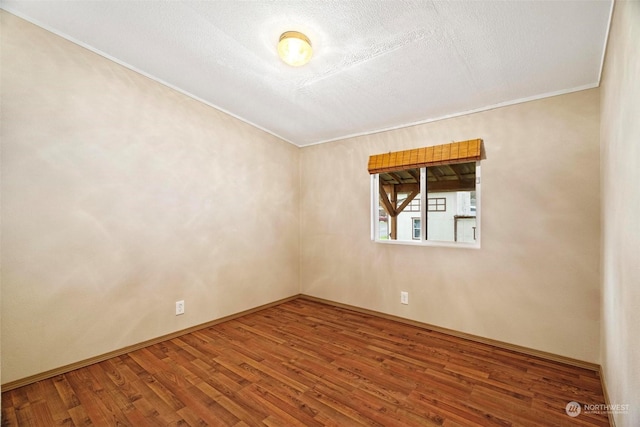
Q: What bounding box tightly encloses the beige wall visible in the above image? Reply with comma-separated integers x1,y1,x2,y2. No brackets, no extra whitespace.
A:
600,1,640,426
301,89,601,363
1,12,300,384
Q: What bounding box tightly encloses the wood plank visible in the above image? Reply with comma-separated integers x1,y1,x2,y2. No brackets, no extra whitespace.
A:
1,298,609,426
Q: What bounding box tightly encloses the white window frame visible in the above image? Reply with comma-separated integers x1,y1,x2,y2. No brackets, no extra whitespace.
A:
371,162,481,248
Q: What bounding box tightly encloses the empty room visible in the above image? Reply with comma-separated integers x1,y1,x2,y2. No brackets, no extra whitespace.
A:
1,1,638,426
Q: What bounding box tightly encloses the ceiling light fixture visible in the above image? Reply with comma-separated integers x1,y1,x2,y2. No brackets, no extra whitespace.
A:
277,31,312,67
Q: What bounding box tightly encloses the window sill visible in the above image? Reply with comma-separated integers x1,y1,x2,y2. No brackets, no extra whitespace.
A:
373,239,481,249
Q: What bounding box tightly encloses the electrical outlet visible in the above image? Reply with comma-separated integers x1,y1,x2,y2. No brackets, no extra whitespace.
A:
176,300,185,315
400,291,409,305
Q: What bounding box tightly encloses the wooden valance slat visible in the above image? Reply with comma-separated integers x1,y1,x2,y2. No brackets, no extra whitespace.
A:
368,139,483,174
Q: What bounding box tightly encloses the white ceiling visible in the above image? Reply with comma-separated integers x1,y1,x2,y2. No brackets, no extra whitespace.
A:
2,0,613,147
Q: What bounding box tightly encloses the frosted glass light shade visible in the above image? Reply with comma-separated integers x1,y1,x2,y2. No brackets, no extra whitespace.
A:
278,31,312,66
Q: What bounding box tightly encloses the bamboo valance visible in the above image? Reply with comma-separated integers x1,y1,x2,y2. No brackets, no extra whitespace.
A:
367,138,483,174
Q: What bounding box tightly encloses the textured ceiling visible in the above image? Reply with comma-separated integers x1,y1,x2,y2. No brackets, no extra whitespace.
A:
2,0,613,147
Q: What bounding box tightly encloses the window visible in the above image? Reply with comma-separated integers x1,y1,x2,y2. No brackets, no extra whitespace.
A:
405,197,421,212
427,197,446,212
412,218,421,240
369,139,482,247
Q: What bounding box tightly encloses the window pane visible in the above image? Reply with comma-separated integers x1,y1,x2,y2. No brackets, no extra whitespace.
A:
378,208,389,240
378,168,420,241
373,161,479,245
426,162,476,242
427,197,446,211
412,218,421,240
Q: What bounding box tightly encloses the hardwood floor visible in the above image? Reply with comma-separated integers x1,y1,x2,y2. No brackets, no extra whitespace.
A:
2,298,609,426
